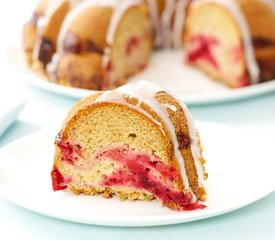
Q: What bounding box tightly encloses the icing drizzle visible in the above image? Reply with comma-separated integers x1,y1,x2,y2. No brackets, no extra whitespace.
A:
146,0,189,48
93,80,205,201
33,0,66,61
173,0,189,48
146,0,162,47
45,0,142,75
262,0,275,12
161,0,176,48
36,0,261,85
192,0,260,84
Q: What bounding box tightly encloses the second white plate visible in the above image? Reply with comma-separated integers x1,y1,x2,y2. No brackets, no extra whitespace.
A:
0,95,26,137
7,48,275,105
0,122,274,226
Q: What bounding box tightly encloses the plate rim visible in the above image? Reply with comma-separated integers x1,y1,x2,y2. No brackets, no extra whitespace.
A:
0,121,274,226
6,47,275,105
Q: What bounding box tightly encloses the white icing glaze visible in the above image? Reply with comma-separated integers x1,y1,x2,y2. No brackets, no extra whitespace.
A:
147,0,162,47
57,0,112,53
102,48,111,71
57,0,142,50
103,0,142,68
93,80,206,201
177,101,205,187
192,0,260,84
33,0,65,61
37,0,62,35
161,0,176,48
262,0,275,12
93,88,163,129
68,0,84,7
33,0,82,64
106,0,142,45
47,0,141,74
153,81,205,189
173,0,188,48
32,38,41,61
147,0,185,48
163,103,177,112
46,53,60,77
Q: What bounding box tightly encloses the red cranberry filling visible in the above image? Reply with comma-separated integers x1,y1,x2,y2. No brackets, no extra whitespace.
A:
237,74,249,87
51,169,67,191
55,134,84,164
138,63,146,71
90,74,105,90
187,35,219,68
98,146,205,211
125,36,140,56
38,37,55,67
63,32,104,54
63,32,80,54
83,40,104,54
177,133,191,149
106,60,113,72
253,37,274,48
232,45,244,62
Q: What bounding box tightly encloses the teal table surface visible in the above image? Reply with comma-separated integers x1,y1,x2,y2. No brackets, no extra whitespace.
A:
1,73,275,240
1,1,275,239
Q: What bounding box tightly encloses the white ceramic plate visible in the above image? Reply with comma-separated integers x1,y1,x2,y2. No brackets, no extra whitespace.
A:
0,95,26,137
7,47,275,105
0,121,274,227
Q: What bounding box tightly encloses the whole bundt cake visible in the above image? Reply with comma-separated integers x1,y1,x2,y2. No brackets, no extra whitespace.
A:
23,0,275,89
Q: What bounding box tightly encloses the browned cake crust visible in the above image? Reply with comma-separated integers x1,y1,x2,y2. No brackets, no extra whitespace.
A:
54,7,112,89
52,82,207,210
54,4,151,90
184,2,248,87
23,0,48,65
24,0,275,89
23,0,70,69
238,0,275,82
155,91,207,200
23,1,152,90
184,0,275,86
